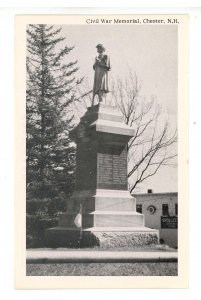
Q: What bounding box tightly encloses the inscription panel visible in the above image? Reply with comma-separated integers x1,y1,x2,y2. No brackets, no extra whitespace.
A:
97,143,127,190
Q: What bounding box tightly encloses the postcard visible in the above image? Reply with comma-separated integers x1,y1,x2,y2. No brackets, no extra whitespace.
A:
15,13,188,289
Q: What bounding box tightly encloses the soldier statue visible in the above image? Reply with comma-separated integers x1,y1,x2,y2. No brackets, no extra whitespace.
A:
92,44,111,105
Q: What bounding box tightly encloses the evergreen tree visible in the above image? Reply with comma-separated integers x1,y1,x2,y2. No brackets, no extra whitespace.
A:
26,25,82,245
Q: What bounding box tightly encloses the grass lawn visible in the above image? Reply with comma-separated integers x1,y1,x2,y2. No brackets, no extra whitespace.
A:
26,262,177,276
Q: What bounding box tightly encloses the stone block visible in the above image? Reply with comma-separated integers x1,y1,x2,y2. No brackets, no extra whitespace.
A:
44,227,159,248
93,196,136,211
67,189,136,213
82,212,144,228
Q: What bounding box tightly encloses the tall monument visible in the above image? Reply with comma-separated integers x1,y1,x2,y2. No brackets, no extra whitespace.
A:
45,46,159,248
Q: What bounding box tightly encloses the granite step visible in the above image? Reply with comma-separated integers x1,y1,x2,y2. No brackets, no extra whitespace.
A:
58,211,144,228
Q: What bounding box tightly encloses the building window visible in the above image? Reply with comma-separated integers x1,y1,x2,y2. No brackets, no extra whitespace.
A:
136,204,142,213
162,204,169,216
175,204,178,216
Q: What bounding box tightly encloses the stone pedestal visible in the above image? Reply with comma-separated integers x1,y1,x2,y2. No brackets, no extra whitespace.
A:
45,104,159,248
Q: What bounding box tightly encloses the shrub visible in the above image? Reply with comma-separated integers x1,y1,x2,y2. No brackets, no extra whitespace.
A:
26,193,67,248
26,214,58,248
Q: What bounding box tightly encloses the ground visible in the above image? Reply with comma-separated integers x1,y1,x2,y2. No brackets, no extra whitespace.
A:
26,244,177,276
26,262,177,276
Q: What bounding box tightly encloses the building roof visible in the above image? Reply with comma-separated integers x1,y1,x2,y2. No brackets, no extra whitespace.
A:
133,192,178,197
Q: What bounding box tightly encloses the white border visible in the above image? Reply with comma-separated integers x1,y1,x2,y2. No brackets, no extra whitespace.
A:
0,4,200,300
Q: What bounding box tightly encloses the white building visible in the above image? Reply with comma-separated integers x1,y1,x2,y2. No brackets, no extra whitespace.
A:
134,190,178,248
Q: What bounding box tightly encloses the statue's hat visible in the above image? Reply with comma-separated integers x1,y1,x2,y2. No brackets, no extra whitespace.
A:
96,44,105,51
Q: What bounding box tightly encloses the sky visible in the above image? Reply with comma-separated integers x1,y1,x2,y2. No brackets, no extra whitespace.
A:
59,24,178,193
61,24,178,115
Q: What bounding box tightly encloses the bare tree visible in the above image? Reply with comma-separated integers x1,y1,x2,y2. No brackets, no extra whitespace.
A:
111,70,177,193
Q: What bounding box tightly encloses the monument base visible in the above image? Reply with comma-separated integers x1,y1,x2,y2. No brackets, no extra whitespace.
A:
44,104,160,249
45,227,159,248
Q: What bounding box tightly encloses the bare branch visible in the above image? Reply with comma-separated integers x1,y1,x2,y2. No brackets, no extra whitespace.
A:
112,69,177,192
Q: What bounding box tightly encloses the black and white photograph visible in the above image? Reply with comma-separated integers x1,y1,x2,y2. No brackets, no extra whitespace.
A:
14,14,188,288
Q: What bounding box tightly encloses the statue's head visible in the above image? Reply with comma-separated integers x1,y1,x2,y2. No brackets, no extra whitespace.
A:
96,44,105,53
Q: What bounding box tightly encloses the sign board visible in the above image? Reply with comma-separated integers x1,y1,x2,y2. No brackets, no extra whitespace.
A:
161,216,178,229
